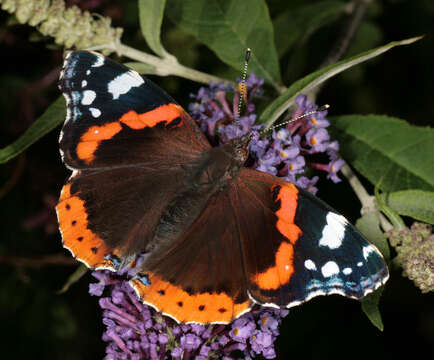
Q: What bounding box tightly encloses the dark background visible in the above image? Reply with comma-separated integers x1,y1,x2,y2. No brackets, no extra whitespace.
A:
0,0,433,359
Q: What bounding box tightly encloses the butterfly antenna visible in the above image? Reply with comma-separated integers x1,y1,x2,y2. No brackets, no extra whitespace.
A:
260,104,330,135
235,48,251,120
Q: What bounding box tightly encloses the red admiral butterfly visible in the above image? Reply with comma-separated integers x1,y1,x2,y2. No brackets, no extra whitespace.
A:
56,51,389,324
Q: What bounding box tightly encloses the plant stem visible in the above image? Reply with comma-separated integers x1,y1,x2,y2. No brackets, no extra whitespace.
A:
321,0,373,68
108,42,231,85
341,164,393,231
309,0,372,101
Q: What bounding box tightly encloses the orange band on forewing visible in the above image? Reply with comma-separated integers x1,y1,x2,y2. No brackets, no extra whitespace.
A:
252,242,294,290
119,104,183,129
56,183,113,268
75,104,183,164
130,273,251,324
76,122,122,163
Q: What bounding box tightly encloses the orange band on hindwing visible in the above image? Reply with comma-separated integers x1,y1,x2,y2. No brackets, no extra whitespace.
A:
273,184,302,245
130,273,251,324
252,242,295,290
251,184,302,290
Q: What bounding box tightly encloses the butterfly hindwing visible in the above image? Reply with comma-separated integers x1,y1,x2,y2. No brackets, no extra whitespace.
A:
56,165,191,269
59,51,210,169
130,184,252,324
237,169,389,307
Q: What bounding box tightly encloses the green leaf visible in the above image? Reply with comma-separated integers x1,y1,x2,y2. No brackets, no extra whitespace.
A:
260,36,422,127
356,212,389,331
124,61,158,74
274,0,347,58
0,96,65,164
379,190,434,225
361,288,385,331
138,0,169,58
330,114,434,192
166,0,282,88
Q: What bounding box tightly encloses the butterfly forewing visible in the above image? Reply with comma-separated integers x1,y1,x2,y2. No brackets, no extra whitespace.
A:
58,51,209,169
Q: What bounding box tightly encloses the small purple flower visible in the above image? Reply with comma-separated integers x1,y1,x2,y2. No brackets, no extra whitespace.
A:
286,155,306,173
278,145,300,161
262,346,277,359
218,334,229,346
327,140,340,153
170,347,183,359
260,312,279,333
327,158,345,183
250,329,273,356
199,344,211,356
180,333,201,351
229,317,256,343
305,127,330,153
89,282,105,296
273,128,291,144
295,176,320,194
249,134,269,159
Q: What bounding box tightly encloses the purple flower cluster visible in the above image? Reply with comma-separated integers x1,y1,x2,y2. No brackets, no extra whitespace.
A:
189,74,344,193
90,270,288,359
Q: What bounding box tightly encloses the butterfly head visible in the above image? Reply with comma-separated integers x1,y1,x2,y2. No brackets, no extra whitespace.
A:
227,133,253,165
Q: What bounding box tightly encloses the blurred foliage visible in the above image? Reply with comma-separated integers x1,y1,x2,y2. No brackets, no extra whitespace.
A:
0,0,433,359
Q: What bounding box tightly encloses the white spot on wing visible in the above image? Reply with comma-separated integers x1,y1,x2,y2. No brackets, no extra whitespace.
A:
357,261,363,267
108,70,144,100
81,80,87,87
304,259,317,271
81,90,96,105
343,267,352,275
92,56,104,67
363,245,376,259
321,261,339,277
319,212,347,249
86,70,91,75
89,107,101,118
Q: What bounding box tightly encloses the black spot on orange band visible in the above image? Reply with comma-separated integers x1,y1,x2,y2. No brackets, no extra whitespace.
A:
129,273,251,324
56,183,116,269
